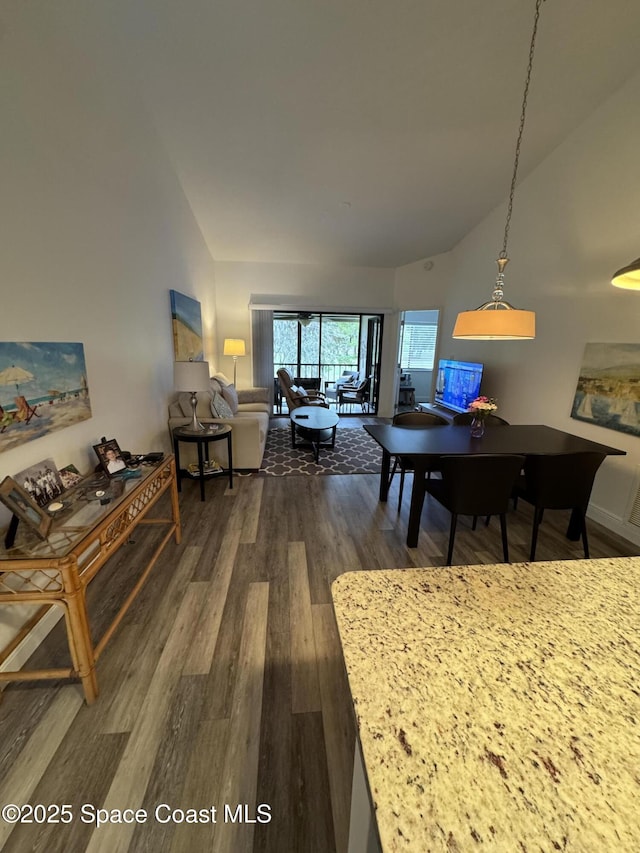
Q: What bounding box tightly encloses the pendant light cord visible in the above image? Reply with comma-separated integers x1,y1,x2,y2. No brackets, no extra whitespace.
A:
500,0,545,260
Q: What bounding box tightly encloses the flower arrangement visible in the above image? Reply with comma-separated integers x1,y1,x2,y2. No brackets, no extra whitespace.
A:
468,396,498,420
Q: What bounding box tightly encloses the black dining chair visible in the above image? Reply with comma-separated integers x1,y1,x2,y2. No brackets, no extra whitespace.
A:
514,452,607,561
424,454,525,565
452,412,510,426
389,411,448,510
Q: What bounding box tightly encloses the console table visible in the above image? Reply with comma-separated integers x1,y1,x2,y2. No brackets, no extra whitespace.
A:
0,457,181,703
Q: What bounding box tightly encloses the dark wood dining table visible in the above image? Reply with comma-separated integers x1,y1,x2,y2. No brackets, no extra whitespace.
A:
364,423,626,547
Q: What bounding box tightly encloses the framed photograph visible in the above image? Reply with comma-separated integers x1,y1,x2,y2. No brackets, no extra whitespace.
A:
0,475,52,540
15,458,65,508
59,464,83,490
93,438,127,477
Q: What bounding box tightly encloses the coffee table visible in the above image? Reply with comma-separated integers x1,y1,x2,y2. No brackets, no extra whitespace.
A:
290,406,339,462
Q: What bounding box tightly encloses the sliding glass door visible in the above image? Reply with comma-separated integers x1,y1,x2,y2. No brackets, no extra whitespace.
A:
273,311,384,413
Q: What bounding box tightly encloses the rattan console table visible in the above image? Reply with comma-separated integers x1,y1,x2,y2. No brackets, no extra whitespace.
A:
0,456,181,703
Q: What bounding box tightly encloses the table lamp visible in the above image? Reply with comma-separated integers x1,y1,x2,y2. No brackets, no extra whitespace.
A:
223,338,246,386
174,360,210,432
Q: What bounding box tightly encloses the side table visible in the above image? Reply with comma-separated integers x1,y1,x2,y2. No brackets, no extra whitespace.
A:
173,425,233,501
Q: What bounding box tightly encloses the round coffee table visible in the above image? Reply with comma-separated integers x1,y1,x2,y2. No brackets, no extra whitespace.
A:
290,406,339,462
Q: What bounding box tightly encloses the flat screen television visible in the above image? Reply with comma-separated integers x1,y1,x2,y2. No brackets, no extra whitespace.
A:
434,358,484,414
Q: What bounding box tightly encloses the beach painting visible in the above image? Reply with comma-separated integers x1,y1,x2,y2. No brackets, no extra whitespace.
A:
0,342,92,453
571,342,640,438
170,290,204,361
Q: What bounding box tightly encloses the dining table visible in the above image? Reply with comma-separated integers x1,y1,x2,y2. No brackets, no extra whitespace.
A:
364,423,626,547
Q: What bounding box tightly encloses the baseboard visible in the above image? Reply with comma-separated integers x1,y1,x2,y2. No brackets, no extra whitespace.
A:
0,607,63,682
587,503,640,548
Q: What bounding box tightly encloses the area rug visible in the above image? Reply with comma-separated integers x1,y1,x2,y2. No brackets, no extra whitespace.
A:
257,426,382,476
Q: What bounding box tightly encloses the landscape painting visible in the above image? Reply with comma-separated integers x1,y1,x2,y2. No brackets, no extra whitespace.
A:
0,342,92,453
571,342,640,437
170,290,204,361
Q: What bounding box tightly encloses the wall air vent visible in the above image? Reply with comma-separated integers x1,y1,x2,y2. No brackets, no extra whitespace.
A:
628,475,640,528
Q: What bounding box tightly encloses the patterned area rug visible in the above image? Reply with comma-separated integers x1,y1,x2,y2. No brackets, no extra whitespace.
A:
258,426,382,476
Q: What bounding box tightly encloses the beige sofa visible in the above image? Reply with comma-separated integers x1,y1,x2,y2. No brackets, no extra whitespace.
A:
168,376,270,471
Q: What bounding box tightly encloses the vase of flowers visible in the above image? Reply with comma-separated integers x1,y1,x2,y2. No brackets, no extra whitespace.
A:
467,396,498,438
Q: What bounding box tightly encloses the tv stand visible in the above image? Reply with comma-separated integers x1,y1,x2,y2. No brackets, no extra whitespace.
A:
416,403,457,424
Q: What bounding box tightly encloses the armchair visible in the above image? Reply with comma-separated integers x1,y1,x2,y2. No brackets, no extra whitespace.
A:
277,368,329,410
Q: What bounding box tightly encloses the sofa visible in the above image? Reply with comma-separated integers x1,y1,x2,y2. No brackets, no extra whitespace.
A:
168,374,270,470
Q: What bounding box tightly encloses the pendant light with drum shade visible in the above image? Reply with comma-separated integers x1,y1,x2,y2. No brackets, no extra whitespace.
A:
611,258,640,290
453,0,545,341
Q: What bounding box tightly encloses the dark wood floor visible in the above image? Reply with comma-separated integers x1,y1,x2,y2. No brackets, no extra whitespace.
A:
1,423,637,852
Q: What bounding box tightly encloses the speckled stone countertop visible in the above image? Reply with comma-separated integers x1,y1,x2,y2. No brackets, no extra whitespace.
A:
332,557,640,852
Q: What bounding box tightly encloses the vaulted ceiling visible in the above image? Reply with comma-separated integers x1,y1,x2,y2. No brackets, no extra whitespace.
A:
20,1,640,267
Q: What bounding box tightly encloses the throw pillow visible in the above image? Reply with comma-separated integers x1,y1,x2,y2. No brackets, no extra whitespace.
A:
213,372,233,388
211,391,234,419
238,387,267,403
221,383,239,414
289,385,307,399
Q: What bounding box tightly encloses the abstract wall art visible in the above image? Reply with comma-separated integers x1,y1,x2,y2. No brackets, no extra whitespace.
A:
0,342,92,453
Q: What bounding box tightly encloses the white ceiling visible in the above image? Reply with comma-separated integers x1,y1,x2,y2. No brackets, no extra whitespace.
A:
47,1,640,267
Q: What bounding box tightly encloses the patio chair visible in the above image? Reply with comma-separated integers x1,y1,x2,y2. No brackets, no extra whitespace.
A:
14,396,40,424
338,376,371,412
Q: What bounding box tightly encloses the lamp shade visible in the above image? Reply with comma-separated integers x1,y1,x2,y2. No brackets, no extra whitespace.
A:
223,338,246,357
174,360,210,392
452,307,535,340
612,257,640,290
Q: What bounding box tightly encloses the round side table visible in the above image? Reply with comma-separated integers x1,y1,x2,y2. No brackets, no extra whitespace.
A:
172,425,233,501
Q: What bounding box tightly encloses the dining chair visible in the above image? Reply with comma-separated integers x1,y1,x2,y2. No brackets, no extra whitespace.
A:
514,451,606,561
452,412,510,426
424,454,525,565
389,411,448,510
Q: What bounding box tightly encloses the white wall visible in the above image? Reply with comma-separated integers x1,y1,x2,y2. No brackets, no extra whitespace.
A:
395,70,640,539
0,6,217,649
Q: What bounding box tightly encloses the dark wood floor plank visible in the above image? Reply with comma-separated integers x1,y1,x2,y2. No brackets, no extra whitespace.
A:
130,674,208,853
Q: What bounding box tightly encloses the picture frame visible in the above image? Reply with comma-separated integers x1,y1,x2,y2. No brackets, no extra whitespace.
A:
15,457,65,508
0,475,52,540
93,438,128,478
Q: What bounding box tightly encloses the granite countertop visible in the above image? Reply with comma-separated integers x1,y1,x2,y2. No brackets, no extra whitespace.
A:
332,557,640,852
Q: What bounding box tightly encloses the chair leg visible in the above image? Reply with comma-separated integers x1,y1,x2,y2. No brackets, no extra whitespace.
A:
472,516,478,531
446,514,458,565
388,458,399,491
499,514,509,562
398,469,406,510
580,512,590,558
530,507,543,561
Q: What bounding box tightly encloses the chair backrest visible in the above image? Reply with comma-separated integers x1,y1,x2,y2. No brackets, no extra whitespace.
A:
393,411,448,427
522,452,606,511
452,412,510,426
277,367,307,409
437,454,526,516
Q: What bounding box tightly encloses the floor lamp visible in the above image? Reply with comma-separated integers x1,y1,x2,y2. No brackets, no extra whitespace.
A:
223,339,245,386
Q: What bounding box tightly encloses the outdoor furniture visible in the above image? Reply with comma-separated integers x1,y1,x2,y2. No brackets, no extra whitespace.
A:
338,376,371,412
14,396,40,424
